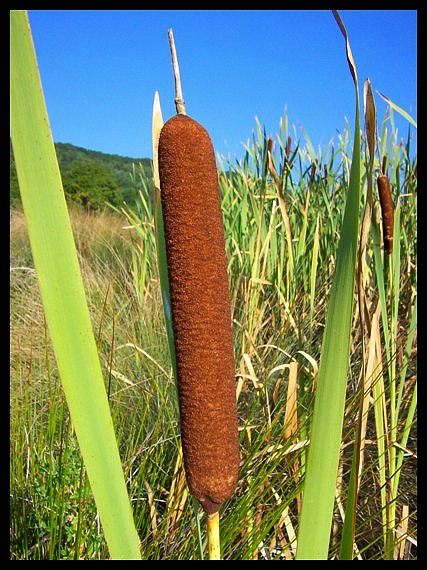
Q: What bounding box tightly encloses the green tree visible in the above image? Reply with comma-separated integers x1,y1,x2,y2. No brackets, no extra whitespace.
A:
62,162,123,210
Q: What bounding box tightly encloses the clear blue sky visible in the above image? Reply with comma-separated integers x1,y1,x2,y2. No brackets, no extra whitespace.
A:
26,10,417,160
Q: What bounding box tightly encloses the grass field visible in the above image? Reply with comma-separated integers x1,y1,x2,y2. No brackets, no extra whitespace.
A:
10,111,417,559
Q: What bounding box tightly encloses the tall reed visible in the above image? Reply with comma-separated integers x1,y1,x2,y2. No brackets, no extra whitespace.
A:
10,10,141,560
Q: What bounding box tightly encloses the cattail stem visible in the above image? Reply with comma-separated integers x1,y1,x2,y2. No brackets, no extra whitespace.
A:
167,29,186,115
207,512,221,560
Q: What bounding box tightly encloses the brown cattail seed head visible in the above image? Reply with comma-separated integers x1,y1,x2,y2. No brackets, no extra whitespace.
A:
158,114,239,514
377,174,394,255
309,163,316,188
382,154,388,176
285,135,292,161
265,137,274,176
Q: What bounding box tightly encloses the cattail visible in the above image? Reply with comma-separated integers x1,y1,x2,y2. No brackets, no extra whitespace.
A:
285,135,292,161
377,174,394,255
382,154,388,177
309,163,316,189
158,113,239,515
265,137,274,176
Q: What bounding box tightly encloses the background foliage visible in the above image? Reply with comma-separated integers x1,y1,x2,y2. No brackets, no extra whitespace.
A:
10,140,152,210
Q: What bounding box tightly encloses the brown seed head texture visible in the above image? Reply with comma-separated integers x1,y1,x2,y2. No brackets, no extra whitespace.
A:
285,135,292,161
377,174,394,255
158,114,239,514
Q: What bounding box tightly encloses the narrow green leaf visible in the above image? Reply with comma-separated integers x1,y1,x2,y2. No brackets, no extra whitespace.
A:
296,10,361,560
10,10,141,560
299,124,317,164
339,77,378,561
339,441,359,559
377,91,417,129
309,215,320,325
392,298,417,507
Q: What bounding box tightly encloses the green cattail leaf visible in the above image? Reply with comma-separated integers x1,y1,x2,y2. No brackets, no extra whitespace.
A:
393,299,417,496
309,215,320,325
338,77,378,561
377,91,417,129
299,124,317,164
339,440,359,559
296,10,361,560
10,10,141,560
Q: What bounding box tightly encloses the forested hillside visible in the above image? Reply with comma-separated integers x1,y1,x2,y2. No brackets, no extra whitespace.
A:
10,141,152,209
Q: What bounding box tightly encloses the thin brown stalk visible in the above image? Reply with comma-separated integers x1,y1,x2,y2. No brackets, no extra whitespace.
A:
267,150,294,283
167,29,186,115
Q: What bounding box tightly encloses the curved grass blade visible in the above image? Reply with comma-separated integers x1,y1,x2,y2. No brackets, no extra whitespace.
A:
376,92,417,129
309,215,320,327
10,10,141,560
296,10,361,560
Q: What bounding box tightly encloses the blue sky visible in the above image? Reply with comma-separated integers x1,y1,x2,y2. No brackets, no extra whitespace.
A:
26,10,417,161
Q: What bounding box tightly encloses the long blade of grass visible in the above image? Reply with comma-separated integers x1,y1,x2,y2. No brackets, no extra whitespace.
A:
340,77,377,560
376,92,417,129
267,150,294,300
386,200,403,559
309,215,320,326
372,324,389,546
392,298,417,499
296,10,361,560
10,10,141,560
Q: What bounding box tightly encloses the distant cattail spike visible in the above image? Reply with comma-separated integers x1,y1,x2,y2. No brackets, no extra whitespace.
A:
158,114,239,514
377,174,394,254
265,137,274,176
382,155,388,176
285,135,292,161
309,163,316,189
281,135,292,177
